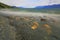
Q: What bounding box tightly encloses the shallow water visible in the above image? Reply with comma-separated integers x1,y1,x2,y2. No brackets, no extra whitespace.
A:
0,9,60,40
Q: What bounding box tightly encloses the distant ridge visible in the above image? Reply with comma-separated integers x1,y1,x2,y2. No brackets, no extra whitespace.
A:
35,4,60,9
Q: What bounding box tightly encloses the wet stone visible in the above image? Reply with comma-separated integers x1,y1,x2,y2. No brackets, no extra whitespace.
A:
0,15,60,40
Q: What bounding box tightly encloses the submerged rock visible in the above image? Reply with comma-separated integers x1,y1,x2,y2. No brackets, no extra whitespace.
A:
0,14,60,40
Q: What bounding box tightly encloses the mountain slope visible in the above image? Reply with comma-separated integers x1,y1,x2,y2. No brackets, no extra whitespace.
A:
0,2,13,8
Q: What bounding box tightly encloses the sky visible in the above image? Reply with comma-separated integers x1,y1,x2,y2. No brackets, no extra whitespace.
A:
0,0,60,8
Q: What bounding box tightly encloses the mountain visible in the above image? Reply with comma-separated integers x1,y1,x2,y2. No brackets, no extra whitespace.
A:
0,2,15,8
35,4,60,9
13,4,60,14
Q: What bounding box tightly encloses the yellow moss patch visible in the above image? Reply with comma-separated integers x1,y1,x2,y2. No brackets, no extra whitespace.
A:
31,22,39,30
43,24,52,35
31,25,37,30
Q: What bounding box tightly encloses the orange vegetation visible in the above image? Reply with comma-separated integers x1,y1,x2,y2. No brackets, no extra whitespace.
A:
43,24,52,35
31,22,39,30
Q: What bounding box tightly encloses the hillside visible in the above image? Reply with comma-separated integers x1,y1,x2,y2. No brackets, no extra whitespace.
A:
0,2,14,8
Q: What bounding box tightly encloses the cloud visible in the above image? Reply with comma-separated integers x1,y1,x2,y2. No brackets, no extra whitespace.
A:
0,0,14,6
0,0,60,8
